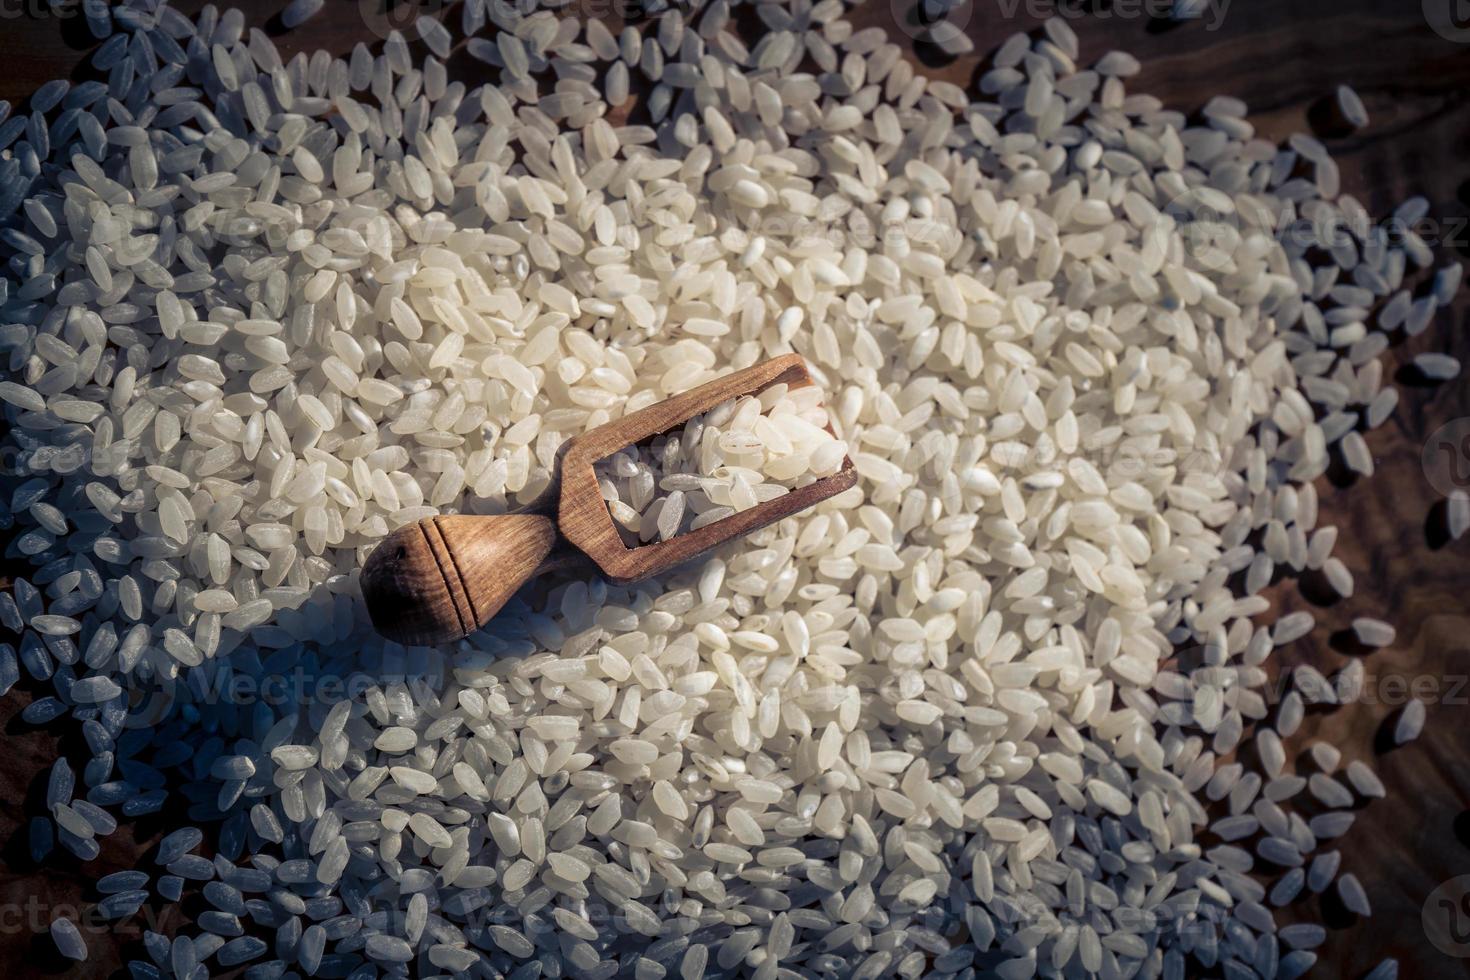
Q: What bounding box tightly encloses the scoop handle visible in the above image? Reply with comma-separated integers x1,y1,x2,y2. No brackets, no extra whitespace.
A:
360,513,559,646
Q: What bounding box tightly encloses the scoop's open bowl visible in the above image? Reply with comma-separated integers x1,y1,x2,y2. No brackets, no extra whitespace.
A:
556,353,857,584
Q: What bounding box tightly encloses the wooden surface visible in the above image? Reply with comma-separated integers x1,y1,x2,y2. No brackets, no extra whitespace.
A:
0,1,1468,978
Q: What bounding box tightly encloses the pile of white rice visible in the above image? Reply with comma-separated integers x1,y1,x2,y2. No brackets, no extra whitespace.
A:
0,0,1462,976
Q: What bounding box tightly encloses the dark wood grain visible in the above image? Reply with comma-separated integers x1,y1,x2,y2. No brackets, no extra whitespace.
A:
1,1,1469,978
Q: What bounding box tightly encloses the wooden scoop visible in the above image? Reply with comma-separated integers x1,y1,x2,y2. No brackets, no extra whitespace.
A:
361,354,856,646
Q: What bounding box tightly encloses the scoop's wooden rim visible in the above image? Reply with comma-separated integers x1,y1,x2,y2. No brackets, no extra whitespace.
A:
558,353,857,584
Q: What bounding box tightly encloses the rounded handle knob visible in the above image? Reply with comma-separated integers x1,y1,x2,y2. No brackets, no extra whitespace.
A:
361,514,557,646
